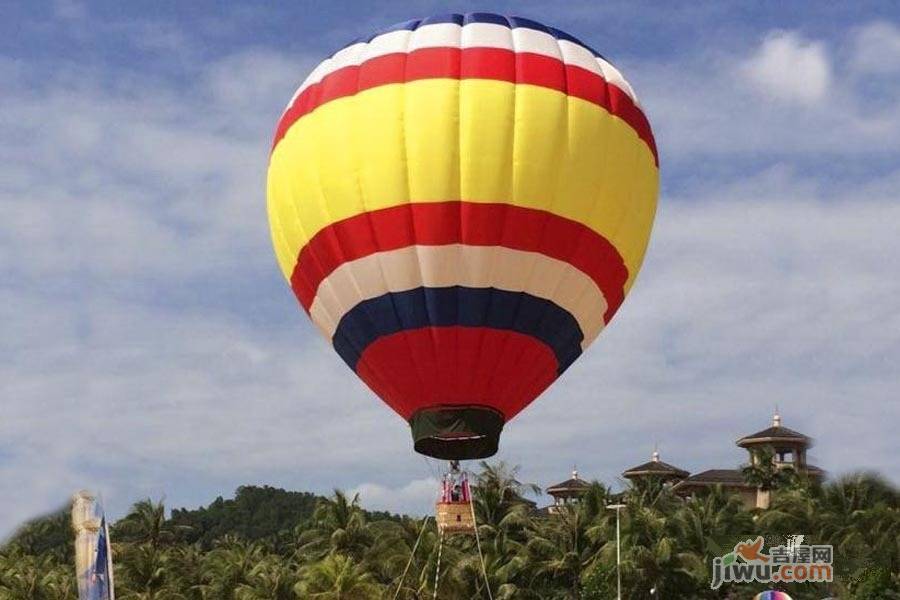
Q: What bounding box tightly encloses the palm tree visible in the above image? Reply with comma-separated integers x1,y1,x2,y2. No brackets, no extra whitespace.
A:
759,481,821,535
473,462,541,534
162,543,208,599
295,491,373,562
386,520,449,600
360,517,428,592
742,447,797,508
674,485,753,555
525,507,596,598
455,461,541,598
116,499,173,549
816,473,900,591
117,543,167,598
626,476,673,511
199,537,265,599
0,551,76,600
449,546,531,600
6,510,74,565
672,485,754,596
523,483,611,598
857,503,900,576
295,553,382,599
235,555,298,600
593,478,701,598
617,503,677,596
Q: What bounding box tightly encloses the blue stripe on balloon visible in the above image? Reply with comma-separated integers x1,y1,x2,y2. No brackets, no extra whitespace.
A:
463,12,509,27
754,592,791,600
333,12,607,61
332,287,584,374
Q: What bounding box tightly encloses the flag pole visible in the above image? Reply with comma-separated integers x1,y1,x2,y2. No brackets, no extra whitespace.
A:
98,492,116,600
104,515,116,600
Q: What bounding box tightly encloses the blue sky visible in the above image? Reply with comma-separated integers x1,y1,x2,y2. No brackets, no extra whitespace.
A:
2,0,899,535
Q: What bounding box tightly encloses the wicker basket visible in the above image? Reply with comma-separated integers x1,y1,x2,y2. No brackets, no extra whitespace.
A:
435,501,475,535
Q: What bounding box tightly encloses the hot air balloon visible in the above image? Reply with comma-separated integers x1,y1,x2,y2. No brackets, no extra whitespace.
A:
267,13,658,462
754,592,793,600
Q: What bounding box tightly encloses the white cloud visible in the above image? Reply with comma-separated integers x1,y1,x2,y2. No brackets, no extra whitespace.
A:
0,286,424,535
740,31,831,105
351,478,440,517
11,164,897,536
2,15,898,540
53,0,86,21
632,26,900,159
851,21,900,75
0,49,306,284
204,50,316,120
0,46,381,534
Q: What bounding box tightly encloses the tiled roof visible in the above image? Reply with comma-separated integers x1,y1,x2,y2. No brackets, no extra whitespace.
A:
673,469,752,488
546,477,591,494
737,425,810,447
622,460,689,479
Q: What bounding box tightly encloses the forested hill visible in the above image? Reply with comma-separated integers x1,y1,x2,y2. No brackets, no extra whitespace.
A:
168,485,321,547
5,485,399,555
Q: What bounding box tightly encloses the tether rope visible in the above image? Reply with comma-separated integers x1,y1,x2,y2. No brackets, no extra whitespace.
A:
392,515,431,600
469,498,494,600
432,532,445,600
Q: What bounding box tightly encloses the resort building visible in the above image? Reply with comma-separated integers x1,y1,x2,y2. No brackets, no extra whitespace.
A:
542,412,822,511
670,468,758,508
544,469,591,513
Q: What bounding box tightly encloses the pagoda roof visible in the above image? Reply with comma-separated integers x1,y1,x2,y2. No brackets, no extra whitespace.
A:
737,425,811,448
736,412,812,448
622,459,688,480
546,471,591,495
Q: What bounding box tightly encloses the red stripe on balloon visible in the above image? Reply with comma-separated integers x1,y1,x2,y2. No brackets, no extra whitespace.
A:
291,201,628,323
355,326,559,421
272,47,657,165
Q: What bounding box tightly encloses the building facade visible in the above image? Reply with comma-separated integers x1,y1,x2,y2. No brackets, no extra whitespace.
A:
542,412,823,511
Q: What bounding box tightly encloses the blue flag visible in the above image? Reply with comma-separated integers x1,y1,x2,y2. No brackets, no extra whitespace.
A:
88,517,113,600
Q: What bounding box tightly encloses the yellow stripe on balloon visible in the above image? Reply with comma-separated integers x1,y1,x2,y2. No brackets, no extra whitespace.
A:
267,78,658,290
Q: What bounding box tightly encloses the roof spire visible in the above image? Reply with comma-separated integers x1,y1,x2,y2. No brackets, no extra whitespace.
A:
652,442,660,462
572,465,579,480
773,406,781,427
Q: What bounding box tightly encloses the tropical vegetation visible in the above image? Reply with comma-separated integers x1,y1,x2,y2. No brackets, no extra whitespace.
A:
1,466,897,599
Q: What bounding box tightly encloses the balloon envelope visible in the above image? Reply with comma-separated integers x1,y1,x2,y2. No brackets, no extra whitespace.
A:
267,13,659,459
754,592,793,600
